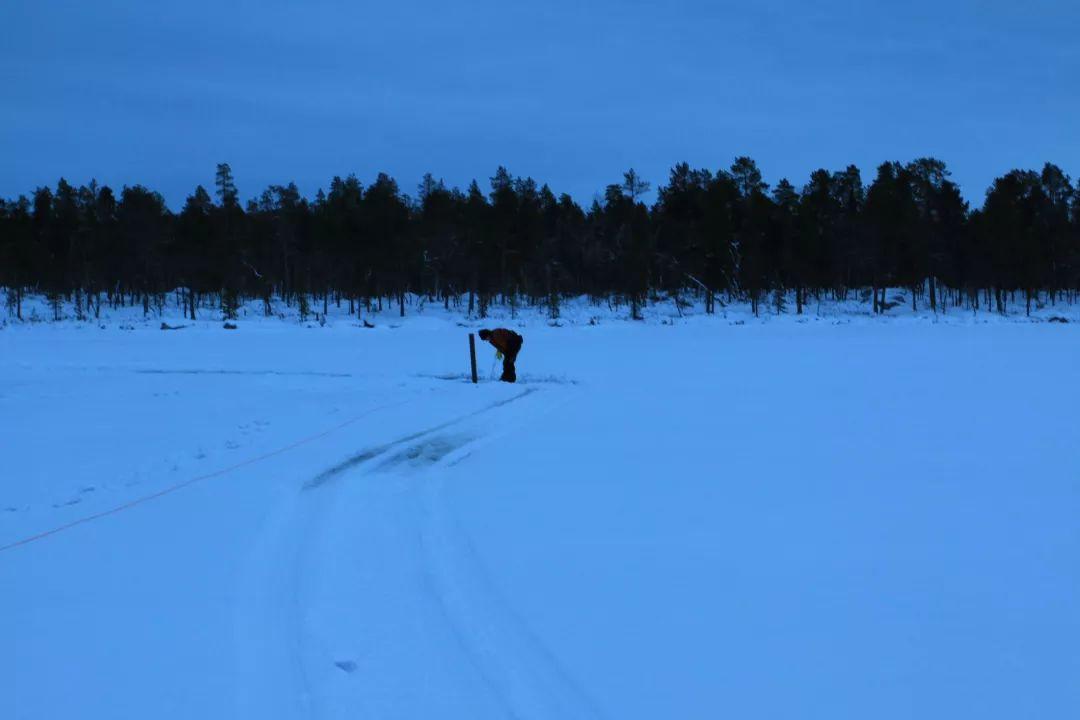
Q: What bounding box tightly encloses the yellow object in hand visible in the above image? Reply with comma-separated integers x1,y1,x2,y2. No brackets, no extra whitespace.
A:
495,350,504,360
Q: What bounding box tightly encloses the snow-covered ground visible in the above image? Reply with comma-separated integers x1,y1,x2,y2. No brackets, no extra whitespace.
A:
2,298,1078,719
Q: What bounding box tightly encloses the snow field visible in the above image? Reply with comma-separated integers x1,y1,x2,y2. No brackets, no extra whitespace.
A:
2,314,1078,719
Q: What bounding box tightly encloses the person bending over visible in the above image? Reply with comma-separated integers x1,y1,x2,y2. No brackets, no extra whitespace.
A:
478,328,524,383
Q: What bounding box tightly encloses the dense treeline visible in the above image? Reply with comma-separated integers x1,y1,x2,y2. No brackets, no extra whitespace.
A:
2,158,1079,321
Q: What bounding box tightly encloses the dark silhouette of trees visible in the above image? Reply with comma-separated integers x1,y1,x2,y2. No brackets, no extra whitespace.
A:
2,158,1078,321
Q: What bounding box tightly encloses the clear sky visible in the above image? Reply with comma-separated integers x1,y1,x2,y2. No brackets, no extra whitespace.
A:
2,0,1077,208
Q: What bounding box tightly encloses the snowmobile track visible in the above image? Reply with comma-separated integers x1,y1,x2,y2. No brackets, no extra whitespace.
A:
303,388,535,490
240,382,602,719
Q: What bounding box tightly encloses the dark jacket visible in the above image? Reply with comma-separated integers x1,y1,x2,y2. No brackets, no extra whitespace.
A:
484,328,523,357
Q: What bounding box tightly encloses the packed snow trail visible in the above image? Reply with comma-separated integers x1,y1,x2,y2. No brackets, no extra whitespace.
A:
303,387,536,490
234,381,599,719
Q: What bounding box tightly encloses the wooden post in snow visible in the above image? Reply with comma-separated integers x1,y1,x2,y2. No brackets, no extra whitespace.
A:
469,333,478,384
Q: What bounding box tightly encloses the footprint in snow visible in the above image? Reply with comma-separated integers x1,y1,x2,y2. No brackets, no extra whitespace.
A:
334,660,357,674
79,486,96,494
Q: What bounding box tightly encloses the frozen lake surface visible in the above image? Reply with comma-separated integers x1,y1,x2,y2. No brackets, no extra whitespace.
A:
2,306,1078,719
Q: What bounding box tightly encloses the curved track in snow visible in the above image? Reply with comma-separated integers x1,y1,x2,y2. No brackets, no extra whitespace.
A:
236,384,601,719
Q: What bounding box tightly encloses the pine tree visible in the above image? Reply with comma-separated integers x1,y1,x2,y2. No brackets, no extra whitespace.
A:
215,163,238,208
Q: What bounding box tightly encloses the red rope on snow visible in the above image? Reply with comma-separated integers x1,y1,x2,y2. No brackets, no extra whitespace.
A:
0,399,411,554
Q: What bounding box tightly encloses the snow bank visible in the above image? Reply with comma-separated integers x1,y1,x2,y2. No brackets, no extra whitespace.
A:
4,287,1079,333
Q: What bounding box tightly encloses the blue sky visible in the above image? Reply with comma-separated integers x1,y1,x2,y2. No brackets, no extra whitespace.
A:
2,0,1077,207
